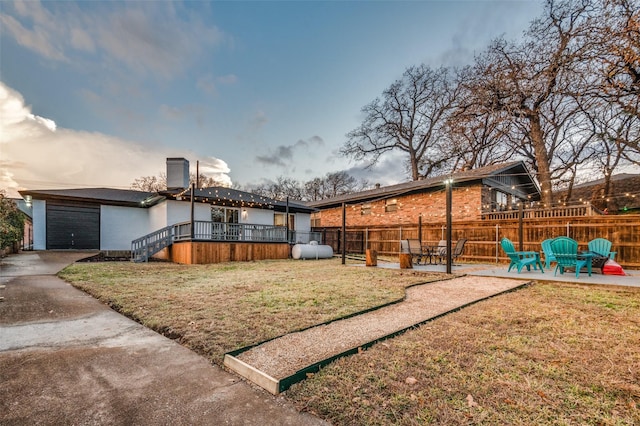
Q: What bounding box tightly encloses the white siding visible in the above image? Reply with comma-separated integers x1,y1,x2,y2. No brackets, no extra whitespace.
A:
149,202,167,232
242,208,274,225
30,196,313,252
295,213,311,232
165,200,211,225
32,200,46,250
100,205,150,250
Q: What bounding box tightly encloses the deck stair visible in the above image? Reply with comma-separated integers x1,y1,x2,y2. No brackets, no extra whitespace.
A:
131,226,174,263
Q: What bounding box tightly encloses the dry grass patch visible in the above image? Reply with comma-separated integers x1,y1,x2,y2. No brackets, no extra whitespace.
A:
59,258,442,364
287,282,640,425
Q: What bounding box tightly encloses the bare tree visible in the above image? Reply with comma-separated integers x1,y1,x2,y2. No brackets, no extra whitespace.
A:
303,171,368,201
192,173,228,188
593,0,640,119
447,67,514,171
582,99,640,208
342,65,461,181
466,0,596,206
130,173,167,192
250,176,304,201
130,172,227,192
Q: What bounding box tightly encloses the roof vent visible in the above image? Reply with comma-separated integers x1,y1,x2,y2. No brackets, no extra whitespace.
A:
166,158,190,189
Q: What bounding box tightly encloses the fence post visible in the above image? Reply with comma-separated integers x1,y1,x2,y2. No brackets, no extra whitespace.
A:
566,222,570,237
365,228,368,250
495,223,499,263
341,203,346,265
190,183,195,239
518,203,524,251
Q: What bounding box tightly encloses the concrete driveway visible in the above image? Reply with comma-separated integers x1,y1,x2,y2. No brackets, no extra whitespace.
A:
0,251,328,426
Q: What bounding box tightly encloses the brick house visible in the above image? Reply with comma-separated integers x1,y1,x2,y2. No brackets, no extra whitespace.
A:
307,161,541,227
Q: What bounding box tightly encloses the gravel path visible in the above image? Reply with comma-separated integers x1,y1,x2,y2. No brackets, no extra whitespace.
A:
235,276,529,379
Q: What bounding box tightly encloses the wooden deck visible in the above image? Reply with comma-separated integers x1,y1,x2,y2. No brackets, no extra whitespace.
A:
167,241,291,264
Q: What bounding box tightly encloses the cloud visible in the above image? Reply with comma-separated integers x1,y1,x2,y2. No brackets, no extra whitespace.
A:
0,1,227,79
255,137,322,168
197,73,238,96
341,154,408,188
196,75,217,95
255,147,292,167
159,104,185,121
434,2,540,68
308,135,325,146
198,158,231,184
0,12,65,61
0,82,231,197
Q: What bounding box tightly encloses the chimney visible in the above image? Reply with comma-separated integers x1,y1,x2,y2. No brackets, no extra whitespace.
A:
166,158,190,189
375,183,381,189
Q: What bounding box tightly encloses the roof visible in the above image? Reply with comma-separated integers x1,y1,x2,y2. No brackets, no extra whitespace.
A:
18,188,164,208
558,173,640,212
572,173,640,189
307,161,540,208
18,186,316,213
161,186,316,214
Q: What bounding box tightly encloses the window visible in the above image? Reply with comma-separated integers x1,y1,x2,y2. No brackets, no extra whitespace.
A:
211,207,238,223
493,191,508,211
211,206,240,239
274,213,295,230
311,213,321,227
385,198,398,213
361,203,372,215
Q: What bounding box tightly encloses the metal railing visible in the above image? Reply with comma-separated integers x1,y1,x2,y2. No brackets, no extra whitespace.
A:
132,221,323,262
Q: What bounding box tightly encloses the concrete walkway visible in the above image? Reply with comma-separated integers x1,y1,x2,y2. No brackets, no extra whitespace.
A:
0,251,328,426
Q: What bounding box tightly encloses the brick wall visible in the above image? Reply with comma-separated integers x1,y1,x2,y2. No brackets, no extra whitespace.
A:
316,185,483,227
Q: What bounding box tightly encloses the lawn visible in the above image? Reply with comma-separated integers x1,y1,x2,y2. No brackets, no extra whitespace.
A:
59,258,640,425
59,258,442,362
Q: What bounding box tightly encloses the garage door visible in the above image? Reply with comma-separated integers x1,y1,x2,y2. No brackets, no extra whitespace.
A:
46,202,100,249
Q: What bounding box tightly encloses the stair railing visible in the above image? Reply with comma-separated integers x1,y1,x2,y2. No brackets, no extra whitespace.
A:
131,225,174,263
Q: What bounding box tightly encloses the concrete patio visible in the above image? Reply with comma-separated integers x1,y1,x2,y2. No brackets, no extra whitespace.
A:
374,260,640,287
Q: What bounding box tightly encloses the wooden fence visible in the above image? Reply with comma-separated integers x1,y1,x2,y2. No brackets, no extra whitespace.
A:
315,214,640,269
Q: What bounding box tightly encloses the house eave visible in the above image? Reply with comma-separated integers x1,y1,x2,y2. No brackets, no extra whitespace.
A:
18,189,165,208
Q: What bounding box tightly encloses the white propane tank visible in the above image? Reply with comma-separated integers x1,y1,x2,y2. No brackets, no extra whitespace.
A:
291,242,334,260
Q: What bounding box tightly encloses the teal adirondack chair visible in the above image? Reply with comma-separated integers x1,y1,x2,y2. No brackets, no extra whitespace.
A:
501,238,544,273
540,238,557,269
550,237,589,278
588,238,616,260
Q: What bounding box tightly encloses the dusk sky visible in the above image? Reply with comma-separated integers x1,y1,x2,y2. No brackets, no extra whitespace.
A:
1,0,543,198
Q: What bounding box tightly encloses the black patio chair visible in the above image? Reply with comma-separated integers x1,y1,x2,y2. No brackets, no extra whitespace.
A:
434,238,467,264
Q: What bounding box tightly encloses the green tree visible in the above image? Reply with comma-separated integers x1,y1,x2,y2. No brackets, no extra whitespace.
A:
0,191,25,250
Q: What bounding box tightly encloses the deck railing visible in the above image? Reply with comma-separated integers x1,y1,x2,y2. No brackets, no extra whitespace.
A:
132,221,323,262
481,203,601,220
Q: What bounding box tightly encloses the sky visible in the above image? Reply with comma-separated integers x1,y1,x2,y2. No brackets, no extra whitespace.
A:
0,0,544,198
